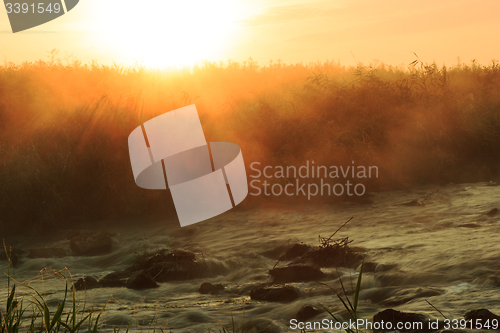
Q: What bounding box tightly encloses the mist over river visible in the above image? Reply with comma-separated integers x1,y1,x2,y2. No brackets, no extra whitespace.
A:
1,182,500,332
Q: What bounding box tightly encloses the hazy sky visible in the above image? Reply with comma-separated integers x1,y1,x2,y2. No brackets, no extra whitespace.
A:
1,0,499,67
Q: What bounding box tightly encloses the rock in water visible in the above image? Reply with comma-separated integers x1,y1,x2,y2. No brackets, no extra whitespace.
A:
486,208,498,217
99,271,131,288
292,246,363,268
296,305,322,321
69,231,113,256
129,249,213,282
250,285,299,302
373,309,428,332
74,276,100,290
126,271,159,290
262,243,309,260
198,282,224,295
464,308,500,322
279,244,310,261
269,264,325,283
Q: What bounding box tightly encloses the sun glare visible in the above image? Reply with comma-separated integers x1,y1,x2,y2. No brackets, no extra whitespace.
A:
94,0,251,68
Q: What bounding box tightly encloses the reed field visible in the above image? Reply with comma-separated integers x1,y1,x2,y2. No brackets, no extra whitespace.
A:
1,55,500,235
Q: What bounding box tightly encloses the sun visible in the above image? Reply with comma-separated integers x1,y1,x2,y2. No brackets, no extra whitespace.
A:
93,0,251,68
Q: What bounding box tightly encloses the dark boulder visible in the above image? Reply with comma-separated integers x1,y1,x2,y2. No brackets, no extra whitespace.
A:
250,285,299,302
486,208,498,217
99,271,131,288
28,248,66,259
262,245,290,260
279,244,310,261
262,243,309,261
296,305,322,321
130,249,212,282
373,309,428,331
292,246,363,268
198,282,224,295
269,264,325,283
464,309,500,322
74,276,100,291
69,231,113,256
126,271,159,290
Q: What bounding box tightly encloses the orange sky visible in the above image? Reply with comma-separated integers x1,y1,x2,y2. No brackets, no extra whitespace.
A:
1,0,499,68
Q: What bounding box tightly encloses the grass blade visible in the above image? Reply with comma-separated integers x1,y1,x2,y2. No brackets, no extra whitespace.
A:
44,304,51,332
50,299,66,330
353,262,364,312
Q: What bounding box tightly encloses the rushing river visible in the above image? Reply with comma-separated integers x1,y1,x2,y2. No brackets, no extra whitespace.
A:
1,182,499,332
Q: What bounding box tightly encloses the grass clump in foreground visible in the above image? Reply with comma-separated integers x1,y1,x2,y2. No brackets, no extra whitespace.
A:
318,263,364,333
0,269,176,333
0,272,105,333
0,264,248,333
